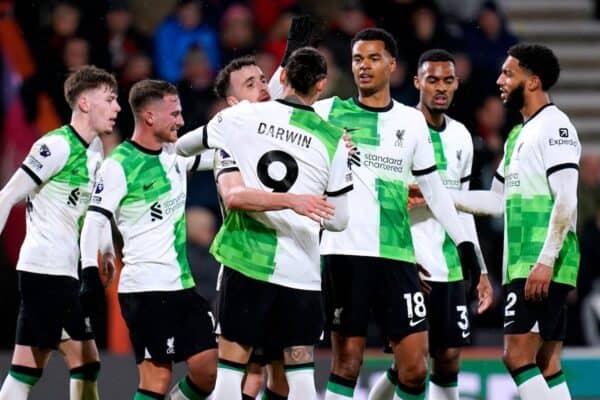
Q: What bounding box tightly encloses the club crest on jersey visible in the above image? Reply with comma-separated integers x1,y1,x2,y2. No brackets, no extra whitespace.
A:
456,150,462,161
95,178,104,194
166,337,175,354
394,130,405,147
39,144,51,157
559,128,569,138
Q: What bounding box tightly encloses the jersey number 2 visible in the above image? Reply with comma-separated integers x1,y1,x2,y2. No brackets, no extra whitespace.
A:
257,150,299,192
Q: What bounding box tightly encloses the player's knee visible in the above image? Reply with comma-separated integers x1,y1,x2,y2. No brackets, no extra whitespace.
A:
398,361,428,387
188,363,217,392
502,348,526,372
139,365,172,393
432,348,460,375
69,361,100,381
333,354,363,380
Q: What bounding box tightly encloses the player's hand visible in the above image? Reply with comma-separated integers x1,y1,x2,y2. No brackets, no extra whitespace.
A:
289,194,335,223
343,133,361,167
101,252,116,287
457,242,481,301
416,263,432,295
281,15,316,66
80,267,105,318
408,184,426,210
524,262,553,301
477,273,493,314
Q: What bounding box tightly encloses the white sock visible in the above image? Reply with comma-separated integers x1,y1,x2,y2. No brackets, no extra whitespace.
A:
546,371,571,400
512,365,550,400
427,381,458,400
69,379,99,400
212,360,245,400
368,368,396,400
325,373,356,399
169,376,210,400
0,366,42,400
285,364,317,400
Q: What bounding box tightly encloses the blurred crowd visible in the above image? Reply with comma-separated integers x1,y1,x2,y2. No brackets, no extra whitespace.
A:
2,0,600,347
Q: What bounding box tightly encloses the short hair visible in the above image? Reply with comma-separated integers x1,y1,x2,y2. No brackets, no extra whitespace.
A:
128,79,178,115
508,43,560,90
351,28,398,59
285,47,327,96
418,49,455,69
214,55,258,99
63,65,117,109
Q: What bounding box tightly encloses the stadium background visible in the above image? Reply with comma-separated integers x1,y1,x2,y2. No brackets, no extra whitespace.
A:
1,0,599,398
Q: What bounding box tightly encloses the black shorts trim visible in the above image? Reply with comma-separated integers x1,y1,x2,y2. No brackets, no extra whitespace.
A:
546,163,579,177
326,185,353,197
87,206,113,221
322,255,428,341
16,271,93,348
412,165,437,176
460,175,471,184
503,279,572,341
218,267,323,349
494,172,505,184
119,289,217,364
20,165,42,185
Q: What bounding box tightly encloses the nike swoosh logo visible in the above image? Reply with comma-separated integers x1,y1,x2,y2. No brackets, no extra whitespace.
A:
143,182,155,190
409,318,425,327
504,321,515,328
344,127,360,133
462,331,471,338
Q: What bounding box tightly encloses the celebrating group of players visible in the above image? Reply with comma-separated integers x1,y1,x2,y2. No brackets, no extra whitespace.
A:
0,15,580,400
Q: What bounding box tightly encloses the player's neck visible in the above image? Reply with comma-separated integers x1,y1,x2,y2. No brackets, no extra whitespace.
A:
357,88,391,109
131,128,162,152
281,88,314,106
69,114,98,145
416,102,445,130
521,92,551,123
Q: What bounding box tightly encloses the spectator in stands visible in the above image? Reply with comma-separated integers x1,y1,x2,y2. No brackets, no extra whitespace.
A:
101,1,151,73
463,1,518,93
116,53,154,139
177,46,217,133
318,44,355,100
37,2,82,73
577,209,600,344
154,0,220,82
219,4,257,66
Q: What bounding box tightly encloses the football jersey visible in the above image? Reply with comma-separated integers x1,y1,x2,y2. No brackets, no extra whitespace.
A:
409,116,473,282
496,104,580,286
202,99,352,291
18,125,103,279
313,96,435,263
89,140,207,293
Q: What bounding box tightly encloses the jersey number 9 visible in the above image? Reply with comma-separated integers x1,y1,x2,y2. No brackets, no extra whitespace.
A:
257,150,299,192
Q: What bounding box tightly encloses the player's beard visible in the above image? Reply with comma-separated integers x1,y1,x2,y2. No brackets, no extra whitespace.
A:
504,83,525,111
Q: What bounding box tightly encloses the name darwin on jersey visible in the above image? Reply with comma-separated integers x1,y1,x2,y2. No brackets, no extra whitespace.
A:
257,122,312,149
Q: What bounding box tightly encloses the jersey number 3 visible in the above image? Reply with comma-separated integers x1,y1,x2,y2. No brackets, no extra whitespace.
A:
257,150,299,192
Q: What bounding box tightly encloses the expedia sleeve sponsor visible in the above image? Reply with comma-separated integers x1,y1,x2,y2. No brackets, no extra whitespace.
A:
548,138,578,147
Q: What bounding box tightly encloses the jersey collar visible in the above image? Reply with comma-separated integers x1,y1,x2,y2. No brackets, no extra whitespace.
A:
352,96,393,112
68,124,90,149
523,102,554,126
128,139,162,155
276,98,315,112
427,116,447,133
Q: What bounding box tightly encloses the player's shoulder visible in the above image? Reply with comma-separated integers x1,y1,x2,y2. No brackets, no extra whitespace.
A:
444,115,472,140
33,126,71,156
389,100,424,119
535,104,578,138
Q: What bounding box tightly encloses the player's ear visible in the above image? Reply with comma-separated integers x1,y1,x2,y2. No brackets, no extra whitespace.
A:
527,75,541,92
389,57,397,73
413,74,420,90
226,96,239,106
316,78,327,94
143,110,153,126
280,69,288,86
78,94,90,113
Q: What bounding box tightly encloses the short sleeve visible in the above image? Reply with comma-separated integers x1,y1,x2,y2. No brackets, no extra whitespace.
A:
205,105,242,150
185,149,216,172
213,148,240,181
540,122,581,176
326,137,353,196
88,159,128,220
495,155,505,184
20,135,70,185
411,114,437,176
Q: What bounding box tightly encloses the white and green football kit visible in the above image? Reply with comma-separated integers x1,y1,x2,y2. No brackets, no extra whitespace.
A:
313,97,436,262
409,116,475,282
497,104,580,286
19,125,103,279
87,141,209,293
202,99,352,291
